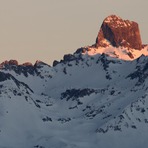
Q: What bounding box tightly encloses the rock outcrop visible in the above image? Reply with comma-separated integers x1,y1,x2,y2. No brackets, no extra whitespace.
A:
96,15,142,50
0,60,18,67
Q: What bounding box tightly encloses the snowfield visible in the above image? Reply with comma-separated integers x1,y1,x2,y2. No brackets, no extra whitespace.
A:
0,45,148,148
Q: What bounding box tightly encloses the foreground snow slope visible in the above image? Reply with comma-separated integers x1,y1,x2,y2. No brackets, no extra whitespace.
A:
0,48,148,148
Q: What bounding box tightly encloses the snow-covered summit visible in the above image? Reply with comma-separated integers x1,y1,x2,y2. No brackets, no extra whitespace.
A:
72,15,148,61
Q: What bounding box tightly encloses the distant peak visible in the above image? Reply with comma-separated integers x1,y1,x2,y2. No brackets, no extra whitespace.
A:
96,15,142,50
35,60,44,65
0,60,19,67
104,15,122,23
0,59,51,70
34,60,50,68
74,15,148,61
103,15,134,30
21,62,33,67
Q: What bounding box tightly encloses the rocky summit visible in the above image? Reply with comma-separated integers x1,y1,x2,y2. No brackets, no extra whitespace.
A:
75,15,148,61
96,15,142,49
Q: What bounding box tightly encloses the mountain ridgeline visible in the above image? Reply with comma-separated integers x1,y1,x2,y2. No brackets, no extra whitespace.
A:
0,15,148,148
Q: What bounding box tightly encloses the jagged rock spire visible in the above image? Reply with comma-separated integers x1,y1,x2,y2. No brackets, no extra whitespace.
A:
96,15,142,50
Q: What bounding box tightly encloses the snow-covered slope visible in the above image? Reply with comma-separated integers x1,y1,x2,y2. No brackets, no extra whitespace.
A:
78,43,148,61
0,49,148,148
0,14,148,148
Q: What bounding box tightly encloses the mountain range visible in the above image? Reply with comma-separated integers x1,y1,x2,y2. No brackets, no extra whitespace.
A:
0,15,148,148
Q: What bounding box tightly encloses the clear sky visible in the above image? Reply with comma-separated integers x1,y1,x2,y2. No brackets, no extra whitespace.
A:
0,0,147,65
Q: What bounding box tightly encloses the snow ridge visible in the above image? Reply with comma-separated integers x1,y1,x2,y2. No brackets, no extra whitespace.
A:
0,50,148,148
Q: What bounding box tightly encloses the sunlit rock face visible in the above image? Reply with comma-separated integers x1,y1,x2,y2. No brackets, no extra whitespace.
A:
73,15,148,61
96,15,142,50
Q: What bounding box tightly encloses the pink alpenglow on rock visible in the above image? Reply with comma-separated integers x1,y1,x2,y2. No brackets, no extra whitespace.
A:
96,15,142,50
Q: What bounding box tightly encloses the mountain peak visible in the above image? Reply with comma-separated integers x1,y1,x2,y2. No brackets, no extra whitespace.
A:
104,15,122,23
34,60,50,68
0,60,34,68
96,15,142,50
0,60,19,68
74,15,148,61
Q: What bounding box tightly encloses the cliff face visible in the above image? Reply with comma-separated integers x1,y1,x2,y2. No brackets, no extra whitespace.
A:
96,15,142,50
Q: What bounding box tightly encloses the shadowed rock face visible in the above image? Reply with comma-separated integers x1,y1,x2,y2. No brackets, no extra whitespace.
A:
96,15,142,50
